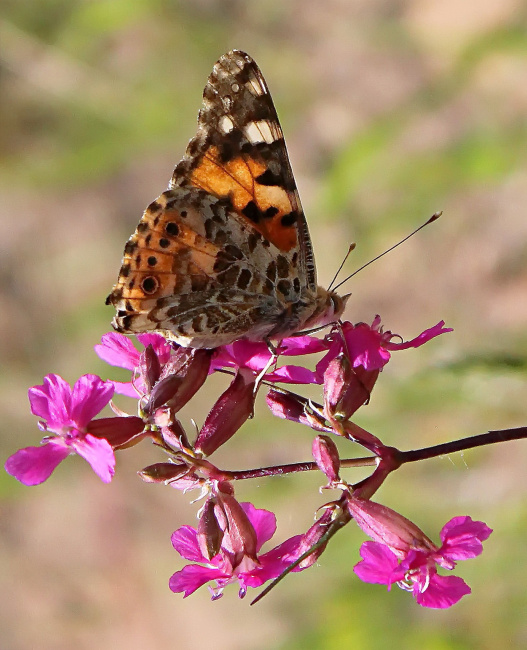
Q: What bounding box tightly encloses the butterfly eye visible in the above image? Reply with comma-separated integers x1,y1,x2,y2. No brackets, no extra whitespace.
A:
141,277,159,295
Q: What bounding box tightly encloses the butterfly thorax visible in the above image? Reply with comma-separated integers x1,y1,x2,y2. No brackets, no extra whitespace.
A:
267,286,346,340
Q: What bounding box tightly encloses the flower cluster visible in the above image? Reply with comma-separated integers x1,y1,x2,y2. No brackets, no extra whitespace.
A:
5,316,494,607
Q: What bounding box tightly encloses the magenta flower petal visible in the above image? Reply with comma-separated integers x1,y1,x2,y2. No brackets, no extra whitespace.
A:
353,541,401,585
136,333,173,361
243,534,304,587
266,365,319,384
5,441,70,486
414,573,470,609
169,564,229,597
241,503,277,551
94,332,141,370
439,516,493,561
171,526,207,562
279,336,329,356
110,380,139,397
72,434,115,483
70,375,114,428
28,374,72,425
385,321,453,351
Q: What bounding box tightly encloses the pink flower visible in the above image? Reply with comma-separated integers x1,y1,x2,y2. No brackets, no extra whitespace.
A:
5,374,115,485
169,502,304,599
353,515,492,608
318,317,452,377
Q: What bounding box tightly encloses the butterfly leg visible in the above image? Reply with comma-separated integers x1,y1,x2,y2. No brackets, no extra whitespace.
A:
253,338,280,395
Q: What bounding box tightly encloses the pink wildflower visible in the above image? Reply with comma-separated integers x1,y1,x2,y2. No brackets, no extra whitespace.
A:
353,514,492,608
5,374,115,485
169,502,304,599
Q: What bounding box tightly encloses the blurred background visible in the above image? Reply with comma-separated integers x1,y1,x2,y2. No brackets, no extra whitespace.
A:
1,1,527,648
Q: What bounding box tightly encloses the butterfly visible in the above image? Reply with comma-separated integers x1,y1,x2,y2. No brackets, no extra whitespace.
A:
107,50,346,349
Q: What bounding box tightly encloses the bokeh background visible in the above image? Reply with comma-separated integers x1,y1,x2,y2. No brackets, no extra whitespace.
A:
1,1,527,648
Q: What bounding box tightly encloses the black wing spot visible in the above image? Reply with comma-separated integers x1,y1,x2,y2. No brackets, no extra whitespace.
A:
256,168,282,186
147,256,157,267
242,200,261,224
141,277,159,294
265,206,279,218
165,222,180,237
281,211,297,227
159,238,170,249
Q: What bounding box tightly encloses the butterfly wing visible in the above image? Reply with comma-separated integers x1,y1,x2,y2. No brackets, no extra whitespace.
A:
172,49,316,291
107,50,318,347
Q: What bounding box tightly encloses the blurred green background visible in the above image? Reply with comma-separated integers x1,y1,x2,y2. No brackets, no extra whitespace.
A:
1,1,527,648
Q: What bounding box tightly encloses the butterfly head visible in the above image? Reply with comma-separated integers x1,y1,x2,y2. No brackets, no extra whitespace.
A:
303,287,349,331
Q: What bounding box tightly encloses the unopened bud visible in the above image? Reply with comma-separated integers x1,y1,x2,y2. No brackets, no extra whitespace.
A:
266,389,330,432
324,352,379,421
138,462,189,483
195,368,256,456
197,498,224,559
347,497,436,558
312,435,341,483
87,416,145,449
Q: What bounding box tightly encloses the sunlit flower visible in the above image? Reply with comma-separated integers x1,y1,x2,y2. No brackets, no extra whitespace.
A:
5,374,115,485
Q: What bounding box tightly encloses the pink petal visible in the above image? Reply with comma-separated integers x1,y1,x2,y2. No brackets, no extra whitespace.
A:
136,333,173,363
266,365,319,384
5,441,70,486
171,526,207,562
70,375,114,427
28,374,72,426
111,380,138,397
353,541,400,585
414,573,470,609
72,434,115,483
279,336,329,356
385,321,452,351
241,503,277,550
169,564,229,597
243,535,304,587
439,516,492,561
94,332,140,370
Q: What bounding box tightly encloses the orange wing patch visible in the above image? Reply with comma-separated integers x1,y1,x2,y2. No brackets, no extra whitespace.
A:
189,146,298,252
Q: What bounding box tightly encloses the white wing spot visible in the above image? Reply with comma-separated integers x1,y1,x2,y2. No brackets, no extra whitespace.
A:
231,82,240,93
219,115,235,133
246,79,265,96
245,120,275,144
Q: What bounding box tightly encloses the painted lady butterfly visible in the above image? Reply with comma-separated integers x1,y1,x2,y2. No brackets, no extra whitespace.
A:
107,50,346,348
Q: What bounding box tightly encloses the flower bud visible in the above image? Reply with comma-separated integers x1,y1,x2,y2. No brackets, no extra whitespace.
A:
86,416,145,449
138,462,189,483
266,389,330,432
347,497,436,558
324,352,379,421
195,368,256,456
145,348,212,414
139,344,162,392
312,435,340,483
197,498,224,559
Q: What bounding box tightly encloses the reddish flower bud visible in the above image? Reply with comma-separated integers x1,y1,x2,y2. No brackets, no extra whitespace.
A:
347,497,436,558
195,368,256,456
86,416,145,449
139,344,162,392
198,498,224,560
145,348,212,414
266,389,331,432
138,462,190,483
215,490,258,565
312,435,341,483
324,352,379,421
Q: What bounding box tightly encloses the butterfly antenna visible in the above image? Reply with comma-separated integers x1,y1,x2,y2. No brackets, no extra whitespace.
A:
332,211,442,292
328,243,356,291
